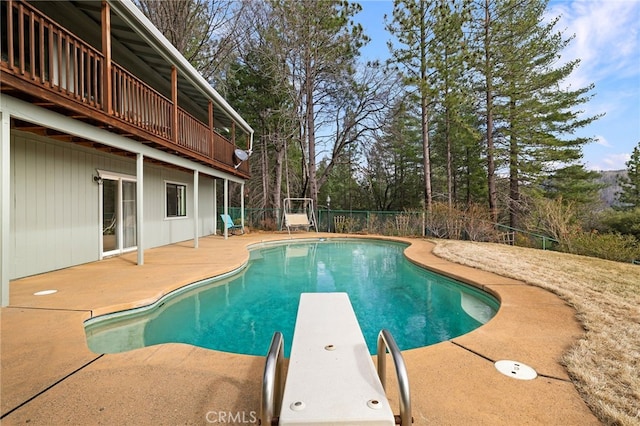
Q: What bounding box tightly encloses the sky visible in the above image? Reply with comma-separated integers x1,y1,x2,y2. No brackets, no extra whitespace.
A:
355,0,640,171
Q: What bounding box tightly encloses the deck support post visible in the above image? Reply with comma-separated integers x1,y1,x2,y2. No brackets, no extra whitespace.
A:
193,170,199,248
1,111,10,306
213,179,218,235
101,1,112,114
240,182,245,231
223,179,229,240
136,153,144,265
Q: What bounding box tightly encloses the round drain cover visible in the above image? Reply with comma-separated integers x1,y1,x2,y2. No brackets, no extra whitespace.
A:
495,360,537,380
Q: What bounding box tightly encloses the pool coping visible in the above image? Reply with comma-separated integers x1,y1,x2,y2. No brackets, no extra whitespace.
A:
0,233,599,424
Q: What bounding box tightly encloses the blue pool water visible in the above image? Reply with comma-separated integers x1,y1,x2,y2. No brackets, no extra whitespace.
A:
85,239,499,356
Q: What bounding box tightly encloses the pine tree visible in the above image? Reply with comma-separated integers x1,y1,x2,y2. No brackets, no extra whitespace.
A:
542,165,603,206
618,142,640,208
387,0,440,211
468,0,601,226
362,100,423,211
224,49,294,213
467,0,502,221
427,0,473,207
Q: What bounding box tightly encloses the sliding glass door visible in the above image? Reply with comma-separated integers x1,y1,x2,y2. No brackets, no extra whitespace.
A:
122,180,137,249
101,173,136,257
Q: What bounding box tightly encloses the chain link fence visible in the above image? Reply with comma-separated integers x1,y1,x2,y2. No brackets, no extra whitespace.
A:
224,206,558,249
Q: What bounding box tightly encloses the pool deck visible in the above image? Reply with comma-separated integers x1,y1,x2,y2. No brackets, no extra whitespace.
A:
1,233,599,425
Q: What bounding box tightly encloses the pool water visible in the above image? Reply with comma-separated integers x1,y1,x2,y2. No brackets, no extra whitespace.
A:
85,239,499,356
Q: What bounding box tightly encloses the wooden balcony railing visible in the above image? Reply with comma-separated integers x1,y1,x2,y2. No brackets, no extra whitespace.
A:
1,0,249,176
1,0,104,109
177,108,211,158
112,63,172,140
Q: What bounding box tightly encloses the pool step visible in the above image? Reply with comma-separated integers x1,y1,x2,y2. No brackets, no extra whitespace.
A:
260,292,412,425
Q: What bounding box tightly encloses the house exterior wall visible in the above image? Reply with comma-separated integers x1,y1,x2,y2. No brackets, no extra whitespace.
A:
142,164,216,248
9,130,218,280
1,0,253,306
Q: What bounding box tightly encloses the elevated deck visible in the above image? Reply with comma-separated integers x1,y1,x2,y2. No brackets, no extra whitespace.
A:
1,0,251,177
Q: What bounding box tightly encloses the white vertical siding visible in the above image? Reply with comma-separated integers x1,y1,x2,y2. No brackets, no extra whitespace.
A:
10,130,219,280
142,166,213,247
10,132,104,278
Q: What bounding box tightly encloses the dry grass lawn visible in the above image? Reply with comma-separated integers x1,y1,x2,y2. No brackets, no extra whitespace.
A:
432,240,639,426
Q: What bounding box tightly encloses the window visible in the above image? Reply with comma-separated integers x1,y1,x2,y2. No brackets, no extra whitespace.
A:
166,182,187,218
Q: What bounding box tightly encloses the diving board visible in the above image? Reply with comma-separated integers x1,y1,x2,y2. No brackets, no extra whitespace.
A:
278,293,395,425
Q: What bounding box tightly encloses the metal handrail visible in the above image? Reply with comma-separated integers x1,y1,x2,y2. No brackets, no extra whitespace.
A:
377,329,412,425
260,331,284,426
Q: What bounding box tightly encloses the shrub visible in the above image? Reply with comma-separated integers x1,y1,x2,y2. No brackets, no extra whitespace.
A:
259,217,278,231
600,207,640,239
425,203,463,239
561,231,640,263
365,214,381,234
523,196,579,243
334,215,359,233
462,203,498,242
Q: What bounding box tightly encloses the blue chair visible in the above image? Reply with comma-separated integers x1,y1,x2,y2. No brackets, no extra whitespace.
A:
220,214,244,235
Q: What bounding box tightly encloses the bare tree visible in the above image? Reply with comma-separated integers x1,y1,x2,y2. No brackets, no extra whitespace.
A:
264,0,369,206
135,0,248,82
317,64,402,192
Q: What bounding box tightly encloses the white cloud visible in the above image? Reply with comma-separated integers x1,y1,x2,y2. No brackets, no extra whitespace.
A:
546,0,640,89
587,152,631,171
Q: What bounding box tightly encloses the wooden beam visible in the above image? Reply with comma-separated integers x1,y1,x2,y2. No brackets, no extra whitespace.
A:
231,121,236,145
208,100,214,159
102,1,112,114
171,66,178,143
7,0,14,70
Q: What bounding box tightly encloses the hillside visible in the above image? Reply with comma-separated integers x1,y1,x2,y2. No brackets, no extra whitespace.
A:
596,169,627,208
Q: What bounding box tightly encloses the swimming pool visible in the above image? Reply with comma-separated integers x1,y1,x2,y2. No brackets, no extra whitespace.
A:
85,239,499,356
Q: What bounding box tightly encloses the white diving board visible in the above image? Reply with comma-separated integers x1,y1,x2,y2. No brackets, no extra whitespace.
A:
278,293,395,425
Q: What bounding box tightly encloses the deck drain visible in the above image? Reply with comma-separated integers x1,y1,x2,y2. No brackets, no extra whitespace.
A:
495,360,537,380
33,289,58,296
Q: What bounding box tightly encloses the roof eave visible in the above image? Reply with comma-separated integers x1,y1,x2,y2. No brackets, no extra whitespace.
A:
107,0,254,137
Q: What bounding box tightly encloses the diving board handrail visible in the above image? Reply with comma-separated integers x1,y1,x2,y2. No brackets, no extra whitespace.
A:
377,329,412,425
261,331,285,426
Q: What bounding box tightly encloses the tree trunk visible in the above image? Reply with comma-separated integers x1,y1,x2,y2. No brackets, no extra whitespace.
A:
420,1,432,211
305,56,318,205
421,94,432,211
508,99,519,229
484,0,498,222
260,133,269,209
272,134,285,216
446,106,453,208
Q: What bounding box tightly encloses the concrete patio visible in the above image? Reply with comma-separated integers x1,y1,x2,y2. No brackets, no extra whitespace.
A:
0,233,599,425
